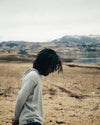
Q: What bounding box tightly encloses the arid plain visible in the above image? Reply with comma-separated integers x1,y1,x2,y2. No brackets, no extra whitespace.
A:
0,62,100,125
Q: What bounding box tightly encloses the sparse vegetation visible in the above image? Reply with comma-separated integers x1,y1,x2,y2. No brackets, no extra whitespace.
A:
0,35,100,124
0,62,100,125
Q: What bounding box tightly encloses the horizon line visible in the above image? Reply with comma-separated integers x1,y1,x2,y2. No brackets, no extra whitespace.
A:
0,34,100,43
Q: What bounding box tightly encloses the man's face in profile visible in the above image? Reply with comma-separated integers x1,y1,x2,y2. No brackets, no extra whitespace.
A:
43,67,52,76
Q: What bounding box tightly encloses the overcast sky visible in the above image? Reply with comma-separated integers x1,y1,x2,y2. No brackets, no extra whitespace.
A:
0,0,100,42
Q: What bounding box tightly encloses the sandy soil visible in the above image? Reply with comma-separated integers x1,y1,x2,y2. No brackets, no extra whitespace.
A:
0,62,100,125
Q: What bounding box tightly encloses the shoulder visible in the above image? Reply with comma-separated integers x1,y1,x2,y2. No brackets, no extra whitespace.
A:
25,70,40,82
30,70,39,79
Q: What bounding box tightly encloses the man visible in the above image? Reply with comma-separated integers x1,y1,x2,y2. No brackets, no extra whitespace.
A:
12,48,62,125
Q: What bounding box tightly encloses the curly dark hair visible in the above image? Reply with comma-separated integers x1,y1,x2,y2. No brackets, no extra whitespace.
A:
33,48,63,76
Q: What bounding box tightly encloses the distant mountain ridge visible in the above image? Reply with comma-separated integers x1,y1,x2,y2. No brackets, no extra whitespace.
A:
0,35,100,44
52,35,100,43
0,35,100,61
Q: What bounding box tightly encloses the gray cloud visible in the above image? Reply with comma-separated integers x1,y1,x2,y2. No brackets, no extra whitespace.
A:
0,0,100,41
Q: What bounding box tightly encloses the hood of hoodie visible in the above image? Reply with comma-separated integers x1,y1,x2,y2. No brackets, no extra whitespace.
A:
21,68,40,84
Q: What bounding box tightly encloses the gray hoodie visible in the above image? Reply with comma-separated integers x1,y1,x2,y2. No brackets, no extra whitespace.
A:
13,68,43,125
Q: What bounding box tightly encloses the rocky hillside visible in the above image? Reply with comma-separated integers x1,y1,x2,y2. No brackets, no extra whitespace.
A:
0,35,100,61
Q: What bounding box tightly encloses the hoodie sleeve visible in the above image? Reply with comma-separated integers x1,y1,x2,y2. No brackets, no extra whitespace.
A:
13,71,39,121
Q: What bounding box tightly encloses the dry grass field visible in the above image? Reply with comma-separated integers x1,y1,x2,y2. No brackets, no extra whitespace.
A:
0,62,100,125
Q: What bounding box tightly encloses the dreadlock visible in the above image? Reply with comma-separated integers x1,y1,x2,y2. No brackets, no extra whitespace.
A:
33,48,62,75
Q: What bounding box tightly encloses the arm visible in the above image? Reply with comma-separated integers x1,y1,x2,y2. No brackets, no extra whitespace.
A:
13,72,38,122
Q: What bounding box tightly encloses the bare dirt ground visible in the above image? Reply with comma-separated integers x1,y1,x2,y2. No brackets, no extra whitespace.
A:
0,62,100,125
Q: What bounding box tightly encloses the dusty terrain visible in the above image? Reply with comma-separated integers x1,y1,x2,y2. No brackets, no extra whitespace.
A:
0,62,100,125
